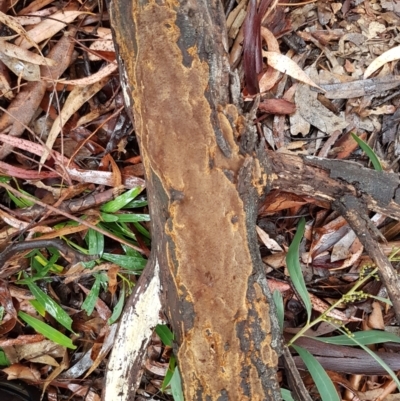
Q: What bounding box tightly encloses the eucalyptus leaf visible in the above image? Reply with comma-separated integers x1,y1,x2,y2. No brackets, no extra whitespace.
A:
292,344,340,401
344,331,400,390
310,330,400,346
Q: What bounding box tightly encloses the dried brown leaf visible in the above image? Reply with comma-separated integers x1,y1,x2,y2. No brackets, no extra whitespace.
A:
3,363,41,381
0,40,56,66
364,46,400,79
40,76,110,166
0,52,40,81
259,98,296,114
15,10,86,49
0,81,47,160
256,226,283,252
0,11,41,52
84,324,117,378
88,32,115,61
262,51,323,90
55,61,118,86
294,84,348,135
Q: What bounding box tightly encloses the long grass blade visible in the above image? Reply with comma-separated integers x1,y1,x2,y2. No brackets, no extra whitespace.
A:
286,217,312,321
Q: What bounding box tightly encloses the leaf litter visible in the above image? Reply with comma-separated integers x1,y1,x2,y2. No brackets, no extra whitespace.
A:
0,0,400,399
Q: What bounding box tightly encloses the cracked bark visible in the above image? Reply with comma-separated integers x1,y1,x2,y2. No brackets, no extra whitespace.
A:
106,0,283,399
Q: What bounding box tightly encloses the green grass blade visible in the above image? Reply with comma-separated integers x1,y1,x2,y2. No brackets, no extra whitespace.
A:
108,287,125,325
350,133,382,172
101,187,142,213
170,367,184,401
133,221,151,239
30,299,45,316
87,228,104,257
309,330,400,346
124,198,148,208
101,212,119,222
115,213,150,223
286,217,312,321
0,349,10,366
81,274,105,316
162,355,176,392
18,311,76,349
26,280,74,332
281,388,295,401
102,253,147,271
273,290,284,333
156,324,174,347
292,344,340,401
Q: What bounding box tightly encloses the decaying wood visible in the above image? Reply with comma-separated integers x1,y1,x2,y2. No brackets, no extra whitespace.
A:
105,0,400,399
104,259,162,399
268,151,400,322
332,194,400,323
107,0,282,399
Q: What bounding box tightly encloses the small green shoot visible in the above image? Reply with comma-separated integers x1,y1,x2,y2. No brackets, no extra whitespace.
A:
156,325,181,397
350,133,382,172
162,355,176,391
156,324,174,347
0,349,10,366
292,344,340,401
30,299,46,316
170,367,184,401
281,388,295,401
286,217,312,321
108,287,126,325
124,197,148,208
81,273,108,316
272,290,284,333
87,228,104,257
18,311,76,349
